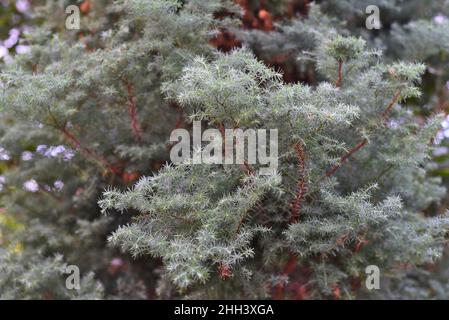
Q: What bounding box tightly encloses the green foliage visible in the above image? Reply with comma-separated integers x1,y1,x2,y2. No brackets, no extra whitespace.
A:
1,0,449,300
0,250,104,299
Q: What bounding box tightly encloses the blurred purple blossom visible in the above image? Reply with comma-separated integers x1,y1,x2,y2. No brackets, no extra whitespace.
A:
434,14,448,24
36,145,47,153
63,149,75,161
435,130,444,145
54,180,64,190
110,257,124,268
0,46,8,58
21,151,34,161
434,115,449,144
16,45,30,54
45,145,66,157
3,28,20,48
15,0,30,13
0,147,11,161
387,120,399,129
36,144,76,161
23,179,39,192
433,146,448,156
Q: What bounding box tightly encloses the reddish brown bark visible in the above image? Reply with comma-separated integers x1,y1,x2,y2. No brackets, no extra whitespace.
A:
123,79,142,142
290,142,307,223
335,59,343,88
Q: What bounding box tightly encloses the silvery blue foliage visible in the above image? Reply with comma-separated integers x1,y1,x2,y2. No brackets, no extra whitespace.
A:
0,0,449,300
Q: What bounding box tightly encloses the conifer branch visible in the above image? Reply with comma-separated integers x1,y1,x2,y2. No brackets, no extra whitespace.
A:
59,125,119,175
319,90,402,181
2,0,443,299
324,138,368,179
46,107,120,176
219,123,255,175
275,142,308,300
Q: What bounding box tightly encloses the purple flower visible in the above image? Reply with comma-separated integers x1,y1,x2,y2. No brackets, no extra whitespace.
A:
54,180,64,190
435,130,444,145
0,176,5,192
16,45,30,55
443,119,449,129
45,145,66,157
0,147,10,161
63,149,75,161
9,28,20,38
36,145,47,154
4,38,17,49
388,120,399,129
15,0,30,13
21,151,34,161
0,46,8,58
434,146,448,156
36,144,75,161
110,258,124,268
434,14,448,24
23,179,39,192
3,28,20,49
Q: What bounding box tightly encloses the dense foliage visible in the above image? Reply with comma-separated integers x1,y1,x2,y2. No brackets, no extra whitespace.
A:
1,0,449,299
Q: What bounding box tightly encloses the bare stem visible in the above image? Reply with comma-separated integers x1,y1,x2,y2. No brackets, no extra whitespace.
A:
290,141,307,223
335,59,343,88
123,78,142,142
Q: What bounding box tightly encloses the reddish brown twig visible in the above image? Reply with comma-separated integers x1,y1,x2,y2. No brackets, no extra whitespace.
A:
273,254,298,299
354,235,369,253
218,123,226,138
331,284,341,299
321,232,351,259
274,142,308,299
380,90,402,120
242,161,255,175
290,142,307,223
319,90,402,182
218,263,232,280
335,59,343,88
123,78,142,142
60,126,119,175
324,138,368,180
